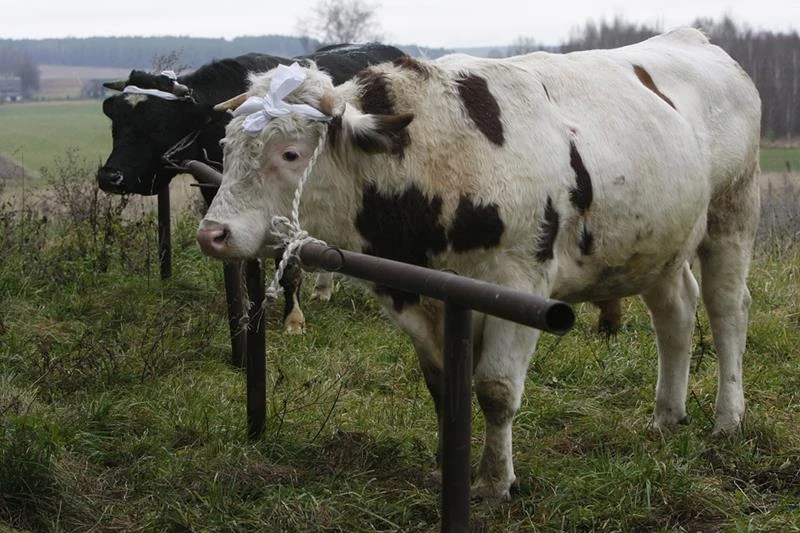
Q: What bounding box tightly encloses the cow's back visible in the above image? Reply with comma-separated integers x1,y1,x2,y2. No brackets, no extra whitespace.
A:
606,27,761,192
360,28,760,300
306,43,406,85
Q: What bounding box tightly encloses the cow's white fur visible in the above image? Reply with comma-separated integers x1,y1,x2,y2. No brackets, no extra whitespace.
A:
200,27,761,501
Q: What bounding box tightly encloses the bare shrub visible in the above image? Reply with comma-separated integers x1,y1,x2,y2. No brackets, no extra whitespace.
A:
0,148,157,278
150,50,191,76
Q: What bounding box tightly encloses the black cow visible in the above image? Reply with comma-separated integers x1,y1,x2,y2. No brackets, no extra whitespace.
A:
98,43,406,333
98,43,405,196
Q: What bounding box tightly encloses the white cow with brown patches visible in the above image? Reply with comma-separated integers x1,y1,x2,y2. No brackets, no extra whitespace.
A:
197,27,761,502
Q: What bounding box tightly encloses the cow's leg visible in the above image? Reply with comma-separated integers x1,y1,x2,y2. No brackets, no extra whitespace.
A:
641,262,700,429
310,272,335,301
594,298,622,335
277,256,306,335
698,175,759,435
419,353,444,482
472,316,540,502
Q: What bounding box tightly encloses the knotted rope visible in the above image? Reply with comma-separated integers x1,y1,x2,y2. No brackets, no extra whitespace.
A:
264,128,329,303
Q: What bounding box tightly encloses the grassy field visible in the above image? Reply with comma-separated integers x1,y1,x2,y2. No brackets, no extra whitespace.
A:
760,146,800,173
0,100,111,178
1,149,799,531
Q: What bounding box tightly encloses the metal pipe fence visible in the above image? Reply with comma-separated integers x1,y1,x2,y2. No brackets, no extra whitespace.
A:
182,161,576,532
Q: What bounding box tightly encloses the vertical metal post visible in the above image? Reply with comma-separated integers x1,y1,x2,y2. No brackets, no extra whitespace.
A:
222,262,247,368
441,302,473,533
156,187,172,279
244,259,267,439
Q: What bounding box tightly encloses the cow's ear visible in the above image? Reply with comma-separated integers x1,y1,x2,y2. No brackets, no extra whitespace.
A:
103,77,129,91
103,69,135,91
340,104,414,155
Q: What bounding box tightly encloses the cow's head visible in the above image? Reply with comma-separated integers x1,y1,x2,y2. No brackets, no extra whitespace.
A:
97,70,216,195
197,62,413,260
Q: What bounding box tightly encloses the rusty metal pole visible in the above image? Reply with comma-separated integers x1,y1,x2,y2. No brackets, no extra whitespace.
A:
184,160,250,369
244,259,267,439
156,187,172,279
298,243,575,335
441,302,473,533
222,262,247,368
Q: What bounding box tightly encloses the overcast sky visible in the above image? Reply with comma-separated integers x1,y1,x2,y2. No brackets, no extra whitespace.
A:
3,0,797,48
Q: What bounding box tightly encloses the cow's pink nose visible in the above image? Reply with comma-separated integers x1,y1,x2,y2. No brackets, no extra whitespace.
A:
196,224,231,258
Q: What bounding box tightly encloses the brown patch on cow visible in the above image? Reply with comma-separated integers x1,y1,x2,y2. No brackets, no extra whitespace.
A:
454,74,504,146
579,225,594,255
353,68,411,157
327,115,342,147
475,380,515,426
352,114,413,156
535,196,560,262
569,142,593,214
355,68,395,115
447,195,505,252
392,56,429,77
633,65,676,110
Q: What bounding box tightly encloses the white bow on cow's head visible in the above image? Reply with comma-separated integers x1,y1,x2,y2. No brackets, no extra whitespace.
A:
231,62,332,136
119,70,192,100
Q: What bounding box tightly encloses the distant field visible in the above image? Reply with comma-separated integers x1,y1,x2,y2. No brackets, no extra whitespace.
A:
0,99,111,178
37,64,131,100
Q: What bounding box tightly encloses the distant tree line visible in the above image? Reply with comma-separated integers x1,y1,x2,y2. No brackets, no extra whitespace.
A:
0,35,313,71
556,17,800,140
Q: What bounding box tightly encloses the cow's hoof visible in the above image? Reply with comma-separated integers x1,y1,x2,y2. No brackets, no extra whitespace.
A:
283,313,306,335
470,476,517,503
651,407,690,431
310,287,333,302
284,321,305,335
712,413,744,436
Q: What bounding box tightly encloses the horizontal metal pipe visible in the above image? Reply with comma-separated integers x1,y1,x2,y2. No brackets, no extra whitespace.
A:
178,162,574,334
182,159,222,188
299,242,574,335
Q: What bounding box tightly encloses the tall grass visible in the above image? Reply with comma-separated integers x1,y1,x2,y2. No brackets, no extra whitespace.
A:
1,155,799,531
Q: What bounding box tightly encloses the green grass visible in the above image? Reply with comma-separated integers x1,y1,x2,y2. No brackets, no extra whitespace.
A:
760,146,800,173
0,100,111,177
1,155,800,531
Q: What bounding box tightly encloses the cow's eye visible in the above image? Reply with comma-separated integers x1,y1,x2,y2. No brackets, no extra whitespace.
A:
282,150,300,162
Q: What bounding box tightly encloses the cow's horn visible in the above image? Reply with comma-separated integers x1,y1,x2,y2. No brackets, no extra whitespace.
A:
103,80,127,91
172,82,191,96
214,93,249,112
318,88,336,116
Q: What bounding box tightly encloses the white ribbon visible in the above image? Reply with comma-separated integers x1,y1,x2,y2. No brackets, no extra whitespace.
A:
232,62,330,136
122,85,180,100
121,70,181,100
